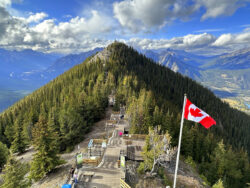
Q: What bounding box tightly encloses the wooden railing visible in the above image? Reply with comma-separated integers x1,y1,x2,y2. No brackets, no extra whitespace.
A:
106,120,117,124
93,139,107,144
123,134,165,140
123,134,147,140
120,178,131,188
112,111,120,114
82,158,101,165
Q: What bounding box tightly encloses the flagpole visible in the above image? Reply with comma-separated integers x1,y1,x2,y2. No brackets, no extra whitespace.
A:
173,94,187,188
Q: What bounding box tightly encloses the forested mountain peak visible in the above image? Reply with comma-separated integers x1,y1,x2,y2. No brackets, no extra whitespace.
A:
0,42,249,187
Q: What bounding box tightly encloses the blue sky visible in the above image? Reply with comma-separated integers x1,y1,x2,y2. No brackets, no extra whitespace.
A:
1,0,250,55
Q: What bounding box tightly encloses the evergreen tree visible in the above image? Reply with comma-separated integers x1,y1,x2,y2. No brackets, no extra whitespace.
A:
11,117,28,154
29,116,64,181
206,140,226,185
4,124,14,147
0,156,30,188
0,141,9,169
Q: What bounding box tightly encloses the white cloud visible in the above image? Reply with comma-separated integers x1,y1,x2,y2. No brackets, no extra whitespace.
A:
126,33,216,50
235,32,250,42
113,0,250,33
0,0,11,8
212,34,233,46
212,30,250,47
125,30,250,55
0,6,114,53
113,0,196,33
1,0,250,54
182,33,215,47
195,0,249,20
26,12,48,23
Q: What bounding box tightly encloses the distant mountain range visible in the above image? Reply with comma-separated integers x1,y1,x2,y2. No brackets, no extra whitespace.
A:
18,47,103,83
0,48,102,112
201,48,250,70
0,48,60,89
0,49,59,73
143,48,250,113
0,46,249,113
143,49,204,79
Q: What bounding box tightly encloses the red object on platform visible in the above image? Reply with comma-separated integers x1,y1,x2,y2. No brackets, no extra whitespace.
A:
184,98,216,129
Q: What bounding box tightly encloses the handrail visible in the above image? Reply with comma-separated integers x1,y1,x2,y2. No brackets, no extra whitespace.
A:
120,178,131,188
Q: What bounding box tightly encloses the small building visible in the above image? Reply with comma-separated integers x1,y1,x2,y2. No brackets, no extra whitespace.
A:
125,140,145,161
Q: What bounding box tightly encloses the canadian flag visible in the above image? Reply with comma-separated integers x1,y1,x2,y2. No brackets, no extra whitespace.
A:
184,98,216,129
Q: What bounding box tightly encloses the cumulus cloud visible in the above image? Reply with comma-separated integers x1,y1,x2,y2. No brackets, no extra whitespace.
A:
24,10,113,49
182,33,216,47
235,31,250,42
212,34,233,46
0,6,114,53
0,6,10,39
212,31,250,47
113,0,249,33
113,0,197,33
196,0,249,20
125,30,250,55
0,0,11,8
126,33,216,50
1,0,250,54
26,12,48,23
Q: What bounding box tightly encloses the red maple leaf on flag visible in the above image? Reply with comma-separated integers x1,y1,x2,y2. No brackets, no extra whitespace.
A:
190,108,203,117
184,98,216,129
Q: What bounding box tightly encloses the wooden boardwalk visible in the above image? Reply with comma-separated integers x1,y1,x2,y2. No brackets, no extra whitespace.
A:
74,120,128,188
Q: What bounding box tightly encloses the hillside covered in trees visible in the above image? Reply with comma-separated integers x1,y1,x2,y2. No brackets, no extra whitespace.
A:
0,42,249,187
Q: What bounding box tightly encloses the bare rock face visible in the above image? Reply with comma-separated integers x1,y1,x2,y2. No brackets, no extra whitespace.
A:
90,48,111,63
135,178,166,188
164,160,209,188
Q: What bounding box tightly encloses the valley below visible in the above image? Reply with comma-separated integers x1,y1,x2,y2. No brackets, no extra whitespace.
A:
143,48,250,114
199,68,250,114
0,90,30,112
